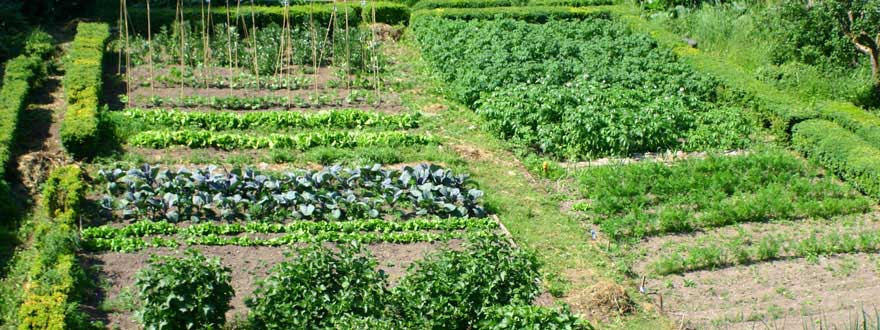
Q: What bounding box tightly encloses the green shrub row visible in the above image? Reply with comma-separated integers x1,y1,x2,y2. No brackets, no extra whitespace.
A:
15,165,87,330
128,129,437,150
119,2,409,32
0,30,54,216
791,119,880,199
412,0,610,9
60,23,110,159
412,0,523,10
818,101,880,150
410,6,603,23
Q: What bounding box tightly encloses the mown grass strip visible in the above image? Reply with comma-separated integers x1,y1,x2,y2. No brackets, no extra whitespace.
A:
128,129,437,150
117,108,420,131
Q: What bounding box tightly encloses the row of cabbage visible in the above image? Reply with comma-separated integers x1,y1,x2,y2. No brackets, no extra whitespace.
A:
97,164,486,222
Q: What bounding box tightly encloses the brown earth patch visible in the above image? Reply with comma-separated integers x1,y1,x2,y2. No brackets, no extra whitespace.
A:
648,253,880,329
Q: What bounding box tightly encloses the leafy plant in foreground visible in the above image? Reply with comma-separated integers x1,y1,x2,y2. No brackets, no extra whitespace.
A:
135,249,233,330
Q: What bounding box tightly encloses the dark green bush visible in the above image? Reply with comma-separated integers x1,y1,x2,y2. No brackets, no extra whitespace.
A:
247,243,388,330
391,237,542,329
760,0,858,69
410,6,601,23
476,305,593,330
135,249,234,330
792,119,880,199
412,0,522,11
60,22,110,159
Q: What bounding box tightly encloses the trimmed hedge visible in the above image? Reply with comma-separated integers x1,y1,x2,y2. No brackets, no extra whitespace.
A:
410,6,605,22
528,0,614,5
792,119,880,199
818,101,880,150
412,0,522,11
0,30,55,216
60,23,110,159
119,2,410,32
16,165,87,330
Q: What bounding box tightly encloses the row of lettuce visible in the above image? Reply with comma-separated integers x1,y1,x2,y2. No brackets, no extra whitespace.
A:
410,6,880,201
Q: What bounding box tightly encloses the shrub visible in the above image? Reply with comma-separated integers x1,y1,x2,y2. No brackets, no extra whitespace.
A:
410,6,602,23
528,0,613,6
792,119,880,199
818,101,880,149
135,249,234,330
247,243,388,330
16,165,86,330
391,237,542,329
60,22,110,159
412,0,522,11
476,305,593,330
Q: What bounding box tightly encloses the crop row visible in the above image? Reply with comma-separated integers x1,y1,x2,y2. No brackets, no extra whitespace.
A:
412,16,750,158
82,218,499,239
142,91,381,110
60,22,110,158
128,129,436,150
125,238,589,329
83,230,494,253
118,108,420,131
148,69,313,90
0,30,54,215
97,164,485,222
650,228,880,275
576,150,871,240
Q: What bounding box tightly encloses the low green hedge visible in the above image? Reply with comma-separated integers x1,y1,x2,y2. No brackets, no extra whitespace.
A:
792,119,880,199
16,165,86,330
0,30,54,216
60,23,110,159
412,0,522,11
410,6,605,22
818,101,880,150
120,2,410,32
527,0,614,6
362,2,410,25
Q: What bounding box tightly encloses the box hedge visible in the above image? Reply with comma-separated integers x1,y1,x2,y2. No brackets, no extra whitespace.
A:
792,119,880,200
60,23,110,159
410,6,604,23
818,101,880,150
412,0,522,11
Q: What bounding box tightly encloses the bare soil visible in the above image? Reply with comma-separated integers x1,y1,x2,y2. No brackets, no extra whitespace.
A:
648,253,880,330
82,241,460,329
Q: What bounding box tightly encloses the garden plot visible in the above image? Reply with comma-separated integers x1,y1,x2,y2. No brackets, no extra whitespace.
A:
77,163,510,327
571,149,878,327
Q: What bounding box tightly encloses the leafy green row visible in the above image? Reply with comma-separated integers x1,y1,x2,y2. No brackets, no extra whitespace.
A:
82,218,499,239
60,22,110,158
650,228,880,275
0,30,54,215
792,119,880,199
576,150,871,240
149,70,313,90
410,6,604,23
128,129,437,150
118,108,420,131
143,91,381,110
83,230,494,253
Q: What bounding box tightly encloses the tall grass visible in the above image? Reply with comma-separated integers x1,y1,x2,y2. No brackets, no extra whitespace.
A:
655,2,874,105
